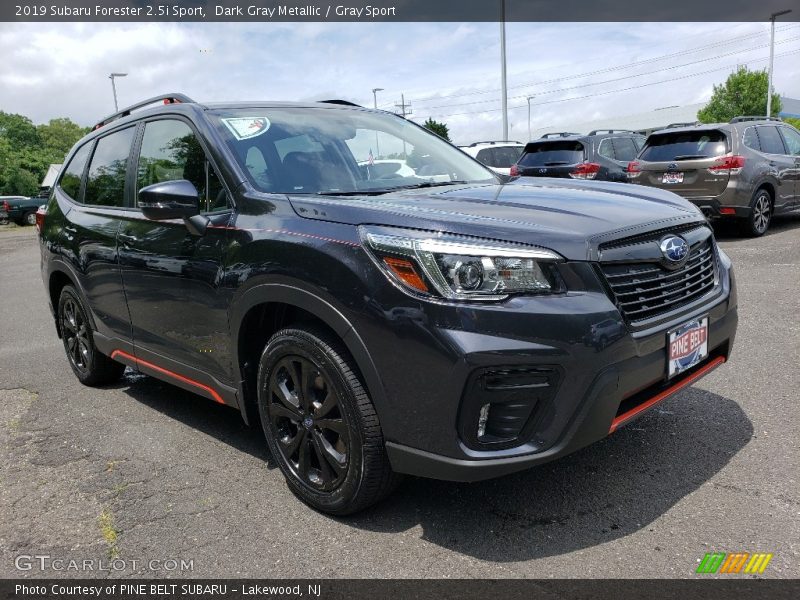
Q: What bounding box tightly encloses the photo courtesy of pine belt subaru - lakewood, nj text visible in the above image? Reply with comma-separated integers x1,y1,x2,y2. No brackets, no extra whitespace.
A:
37,94,738,514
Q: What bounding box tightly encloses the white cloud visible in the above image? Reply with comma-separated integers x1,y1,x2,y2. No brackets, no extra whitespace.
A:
0,20,798,144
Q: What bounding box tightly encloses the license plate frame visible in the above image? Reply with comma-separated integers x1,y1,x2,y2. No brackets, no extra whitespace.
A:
662,172,684,184
667,316,709,379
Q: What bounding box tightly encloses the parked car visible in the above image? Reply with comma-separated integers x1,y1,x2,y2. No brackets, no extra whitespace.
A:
511,130,646,182
1,195,45,225
627,117,800,236
39,94,737,515
459,141,525,175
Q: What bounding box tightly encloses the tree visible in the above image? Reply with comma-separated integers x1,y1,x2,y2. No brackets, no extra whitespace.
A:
422,118,451,142
38,118,90,159
697,67,781,123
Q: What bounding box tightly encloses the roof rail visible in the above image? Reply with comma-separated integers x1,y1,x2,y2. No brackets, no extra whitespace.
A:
320,99,362,107
540,132,580,139
664,121,701,129
587,129,634,135
467,140,523,146
92,93,195,130
729,115,783,123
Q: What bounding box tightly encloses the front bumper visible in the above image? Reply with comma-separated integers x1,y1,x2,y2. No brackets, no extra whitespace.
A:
359,257,738,482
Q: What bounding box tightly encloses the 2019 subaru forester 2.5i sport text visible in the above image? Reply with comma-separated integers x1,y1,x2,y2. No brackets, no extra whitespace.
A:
39,94,737,514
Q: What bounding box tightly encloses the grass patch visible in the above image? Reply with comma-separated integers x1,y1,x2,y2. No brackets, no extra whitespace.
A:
98,508,120,559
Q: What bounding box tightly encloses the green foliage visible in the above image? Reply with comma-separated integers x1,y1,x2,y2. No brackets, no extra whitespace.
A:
0,112,88,196
422,118,451,142
784,117,800,130
697,67,782,123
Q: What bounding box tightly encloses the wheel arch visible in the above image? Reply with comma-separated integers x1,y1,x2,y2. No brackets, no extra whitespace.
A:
230,283,388,427
47,263,96,337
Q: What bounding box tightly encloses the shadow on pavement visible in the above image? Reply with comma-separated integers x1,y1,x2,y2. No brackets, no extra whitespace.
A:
713,213,800,240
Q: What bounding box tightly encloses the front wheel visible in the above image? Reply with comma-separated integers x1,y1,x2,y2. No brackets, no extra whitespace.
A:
58,285,126,386
24,211,37,226
741,189,772,237
257,327,399,515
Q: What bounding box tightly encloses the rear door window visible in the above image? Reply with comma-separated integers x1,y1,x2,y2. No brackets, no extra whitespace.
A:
757,126,787,155
519,141,585,167
611,137,639,162
476,148,495,166
493,146,523,168
639,130,728,162
84,127,136,207
58,142,93,201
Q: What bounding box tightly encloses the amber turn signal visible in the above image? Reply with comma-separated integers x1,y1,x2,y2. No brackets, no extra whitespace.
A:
382,257,429,292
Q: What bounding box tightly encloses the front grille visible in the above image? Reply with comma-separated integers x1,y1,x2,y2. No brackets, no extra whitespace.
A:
600,238,717,323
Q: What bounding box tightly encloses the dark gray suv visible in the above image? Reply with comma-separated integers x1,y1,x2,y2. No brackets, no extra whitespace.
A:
628,117,800,236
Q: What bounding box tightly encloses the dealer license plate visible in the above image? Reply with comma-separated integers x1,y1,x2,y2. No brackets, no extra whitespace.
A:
662,172,684,184
667,317,708,378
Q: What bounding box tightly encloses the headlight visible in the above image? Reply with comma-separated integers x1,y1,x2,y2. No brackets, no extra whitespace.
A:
360,226,564,301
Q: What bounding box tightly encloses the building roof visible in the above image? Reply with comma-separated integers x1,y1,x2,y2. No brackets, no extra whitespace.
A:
40,164,62,188
778,97,800,118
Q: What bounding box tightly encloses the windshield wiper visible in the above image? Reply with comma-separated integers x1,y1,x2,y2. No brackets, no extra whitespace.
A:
672,154,708,160
315,181,471,197
393,180,470,190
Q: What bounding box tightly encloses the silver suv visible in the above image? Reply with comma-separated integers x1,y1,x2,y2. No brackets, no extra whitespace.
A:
628,117,800,236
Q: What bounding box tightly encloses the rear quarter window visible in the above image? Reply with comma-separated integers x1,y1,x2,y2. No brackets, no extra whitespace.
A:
58,142,93,201
640,130,728,162
519,141,585,167
743,127,761,152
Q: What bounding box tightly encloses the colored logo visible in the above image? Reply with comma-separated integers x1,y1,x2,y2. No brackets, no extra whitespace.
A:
660,236,689,263
696,552,773,574
668,162,679,170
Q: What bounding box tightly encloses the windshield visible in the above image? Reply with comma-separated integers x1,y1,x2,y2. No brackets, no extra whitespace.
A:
518,141,585,167
640,130,728,161
210,107,497,195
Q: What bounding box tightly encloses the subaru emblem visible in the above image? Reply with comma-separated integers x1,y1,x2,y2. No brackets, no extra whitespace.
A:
667,162,678,171
539,168,547,174
660,236,689,263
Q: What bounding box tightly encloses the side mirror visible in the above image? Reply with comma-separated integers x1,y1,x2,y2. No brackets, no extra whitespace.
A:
138,180,200,221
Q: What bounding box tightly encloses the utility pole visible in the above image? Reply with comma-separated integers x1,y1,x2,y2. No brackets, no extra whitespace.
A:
500,0,508,140
526,95,534,141
767,9,792,118
395,94,412,158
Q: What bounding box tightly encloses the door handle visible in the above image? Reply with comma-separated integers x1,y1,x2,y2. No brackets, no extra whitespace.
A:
118,233,138,244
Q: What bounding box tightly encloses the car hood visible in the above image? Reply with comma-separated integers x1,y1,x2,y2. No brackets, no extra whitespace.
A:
287,178,706,261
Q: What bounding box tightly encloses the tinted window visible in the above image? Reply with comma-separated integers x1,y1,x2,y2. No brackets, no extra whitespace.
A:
639,130,727,162
137,119,228,213
743,127,761,152
757,126,787,155
84,127,135,207
59,142,92,201
476,148,495,166
597,139,615,160
778,127,800,156
493,146,523,168
612,137,638,162
633,136,646,151
518,141,585,167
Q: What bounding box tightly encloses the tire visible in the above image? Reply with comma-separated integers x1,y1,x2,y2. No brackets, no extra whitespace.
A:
257,326,400,515
740,188,772,237
23,211,36,226
57,285,126,386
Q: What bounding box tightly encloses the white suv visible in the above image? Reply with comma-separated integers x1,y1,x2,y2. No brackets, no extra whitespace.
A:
459,141,525,175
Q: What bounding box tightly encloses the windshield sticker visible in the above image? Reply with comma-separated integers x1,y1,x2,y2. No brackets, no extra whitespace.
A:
221,117,270,140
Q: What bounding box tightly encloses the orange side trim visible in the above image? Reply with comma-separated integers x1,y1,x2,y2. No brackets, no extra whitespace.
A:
110,349,226,405
609,356,726,433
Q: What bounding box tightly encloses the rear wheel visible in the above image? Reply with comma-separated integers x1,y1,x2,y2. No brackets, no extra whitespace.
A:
257,327,399,515
741,188,772,237
58,285,126,386
23,211,37,226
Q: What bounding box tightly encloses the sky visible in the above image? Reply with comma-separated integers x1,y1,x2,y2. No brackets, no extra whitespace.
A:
1,20,799,145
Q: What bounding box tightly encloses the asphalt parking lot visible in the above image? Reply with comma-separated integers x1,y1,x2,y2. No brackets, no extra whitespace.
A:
0,219,798,579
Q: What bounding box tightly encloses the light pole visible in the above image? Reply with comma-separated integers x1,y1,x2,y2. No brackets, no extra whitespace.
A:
767,9,791,118
372,87,384,157
526,95,535,141
109,73,127,112
500,0,508,140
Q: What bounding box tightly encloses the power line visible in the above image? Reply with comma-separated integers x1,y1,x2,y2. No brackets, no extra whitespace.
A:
405,23,800,107
416,35,800,113
413,47,800,121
